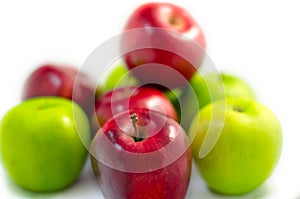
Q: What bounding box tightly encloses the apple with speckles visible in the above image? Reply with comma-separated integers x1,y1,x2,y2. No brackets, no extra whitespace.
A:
91,108,191,199
121,2,206,89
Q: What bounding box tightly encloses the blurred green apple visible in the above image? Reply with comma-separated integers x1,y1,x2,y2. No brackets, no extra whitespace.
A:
181,72,255,130
100,63,138,94
0,97,90,192
189,98,282,195
164,88,183,121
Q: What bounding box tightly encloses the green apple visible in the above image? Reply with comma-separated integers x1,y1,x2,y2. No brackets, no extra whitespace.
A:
181,72,255,131
164,88,183,121
100,63,138,94
189,98,282,195
0,97,90,192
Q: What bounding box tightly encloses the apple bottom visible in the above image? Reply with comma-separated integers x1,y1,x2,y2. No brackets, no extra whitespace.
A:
91,151,191,199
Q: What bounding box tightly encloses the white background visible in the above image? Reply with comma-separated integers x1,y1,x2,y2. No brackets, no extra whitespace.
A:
1,0,300,198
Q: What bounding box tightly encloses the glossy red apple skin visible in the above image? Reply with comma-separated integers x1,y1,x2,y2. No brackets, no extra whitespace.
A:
91,109,192,199
22,64,95,115
121,2,206,89
94,86,178,127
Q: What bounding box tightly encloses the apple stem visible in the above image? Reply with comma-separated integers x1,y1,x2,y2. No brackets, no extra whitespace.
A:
130,113,142,142
235,106,243,112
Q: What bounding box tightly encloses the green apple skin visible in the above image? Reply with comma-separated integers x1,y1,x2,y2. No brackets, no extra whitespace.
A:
0,97,90,192
191,72,256,107
164,88,183,121
101,63,138,94
181,72,256,131
189,98,282,195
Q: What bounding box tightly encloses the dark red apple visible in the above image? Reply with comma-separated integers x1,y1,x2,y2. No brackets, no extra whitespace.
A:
121,2,206,89
90,109,192,199
94,86,178,128
22,64,95,115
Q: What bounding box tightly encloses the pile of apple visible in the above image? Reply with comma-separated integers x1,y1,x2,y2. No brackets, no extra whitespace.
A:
0,2,282,199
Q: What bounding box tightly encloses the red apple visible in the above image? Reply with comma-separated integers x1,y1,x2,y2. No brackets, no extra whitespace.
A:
121,2,206,89
94,86,178,128
22,64,95,115
90,109,192,199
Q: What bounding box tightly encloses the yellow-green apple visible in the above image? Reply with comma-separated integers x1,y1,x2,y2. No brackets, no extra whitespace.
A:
181,72,255,131
0,97,90,192
189,98,282,195
121,2,206,89
90,109,192,199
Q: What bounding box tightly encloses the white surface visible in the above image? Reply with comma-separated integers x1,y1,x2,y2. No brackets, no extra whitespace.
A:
1,0,300,198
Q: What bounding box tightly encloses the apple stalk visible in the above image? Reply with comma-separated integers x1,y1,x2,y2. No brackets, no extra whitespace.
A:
130,113,143,142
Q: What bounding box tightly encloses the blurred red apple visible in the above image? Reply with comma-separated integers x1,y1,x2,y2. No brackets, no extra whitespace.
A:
94,86,177,129
121,2,206,89
91,109,192,199
22,64,95,115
